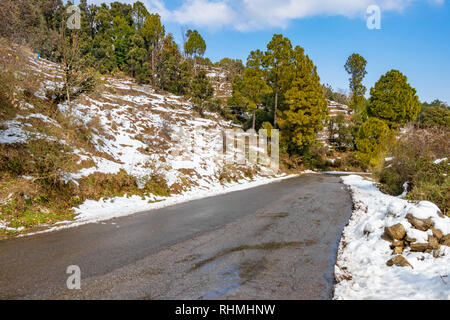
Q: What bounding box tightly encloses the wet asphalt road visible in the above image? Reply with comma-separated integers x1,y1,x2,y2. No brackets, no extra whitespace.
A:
0,174,352,299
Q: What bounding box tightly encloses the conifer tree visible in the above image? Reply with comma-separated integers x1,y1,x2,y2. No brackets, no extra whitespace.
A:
345,53,367,110
141,14,165,85
232,50,272,129
368,69,421,128
184,30,206,60
263,34,293,128
277,46,328,153
188,70,214,116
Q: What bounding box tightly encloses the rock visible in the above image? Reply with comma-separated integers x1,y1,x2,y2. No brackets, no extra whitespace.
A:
393,246,403,254
386,255,413,268
405,236,416,243
410,243,429,252
391,240,406,247
431,227,443,241
384,224,406,241
440,234,450,246
38,207,50,214
428,235,439,250
406,213,433,231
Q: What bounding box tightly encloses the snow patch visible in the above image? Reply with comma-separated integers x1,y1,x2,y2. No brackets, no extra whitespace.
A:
334,175,450,300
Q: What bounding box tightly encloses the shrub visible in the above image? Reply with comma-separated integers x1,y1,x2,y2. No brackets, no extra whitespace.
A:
417,106,450,129
377,128,449,214
355,117,390,168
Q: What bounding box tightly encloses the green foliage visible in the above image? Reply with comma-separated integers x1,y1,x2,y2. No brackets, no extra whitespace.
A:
417,105,450,129
355,117,390,167
344,53,367,110
277,46,328,153
0,1,199,95
132,1,149,30
188,70,214,116
216,58,244,78
368,70,421,128
230,50,272,129
141,13,165,49
184,29,206,59
126,34,150,83
262,34,293,128
377,128,449,213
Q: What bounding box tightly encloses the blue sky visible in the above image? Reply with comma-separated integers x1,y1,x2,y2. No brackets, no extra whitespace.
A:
83,0,450,103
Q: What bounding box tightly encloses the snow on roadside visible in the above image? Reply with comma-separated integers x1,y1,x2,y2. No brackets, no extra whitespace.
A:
24,173,298,236
334,175,450,300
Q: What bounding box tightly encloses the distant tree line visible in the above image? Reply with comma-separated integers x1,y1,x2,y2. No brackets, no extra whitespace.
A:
0,0,228,113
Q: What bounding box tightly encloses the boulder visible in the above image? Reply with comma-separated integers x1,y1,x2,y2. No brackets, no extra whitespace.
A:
428,235,439,250
391,240,406,247
386,255,412,268
405,236,416,243
440,234,450,246
406,213,433,231
410,243,429,252
431,227,443,241
393,246,403,254
384,224,406,241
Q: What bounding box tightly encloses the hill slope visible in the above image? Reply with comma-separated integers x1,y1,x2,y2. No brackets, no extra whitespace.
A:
0,42,289,237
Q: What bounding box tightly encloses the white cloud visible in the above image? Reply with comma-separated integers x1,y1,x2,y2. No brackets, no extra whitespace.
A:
171,0,236,27
88,0,445,31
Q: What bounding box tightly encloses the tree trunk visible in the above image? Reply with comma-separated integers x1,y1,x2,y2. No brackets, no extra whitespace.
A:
274,74,278,129
152,46,155,86
66,82,71,113
252,108,256,130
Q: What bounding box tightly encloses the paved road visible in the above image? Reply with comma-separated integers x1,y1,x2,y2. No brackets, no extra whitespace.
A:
0,174,352,299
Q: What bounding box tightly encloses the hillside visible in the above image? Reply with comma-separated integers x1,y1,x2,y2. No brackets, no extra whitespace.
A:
0,42,288,237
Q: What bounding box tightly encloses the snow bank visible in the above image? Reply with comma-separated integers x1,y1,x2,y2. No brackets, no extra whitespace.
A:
334,175,450,300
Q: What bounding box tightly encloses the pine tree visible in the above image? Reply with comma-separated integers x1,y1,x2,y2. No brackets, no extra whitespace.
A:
188,70,214,116
127,34,150,83
368,69,421,128
232,50,272,129
184,30,206,60
263,34,293,128
132,1,149,30
141,14,165,85
277,46,328,153
344,53,367,111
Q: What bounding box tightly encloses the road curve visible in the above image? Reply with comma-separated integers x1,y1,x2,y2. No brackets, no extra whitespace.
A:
0,174,352,299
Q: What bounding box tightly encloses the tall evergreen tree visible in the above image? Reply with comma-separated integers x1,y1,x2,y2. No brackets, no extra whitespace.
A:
345,53,367,110
132,1,149,30
231,50,272,129
141,14,165,85
277,46,328,153
184,30,206,60
263,34,293,128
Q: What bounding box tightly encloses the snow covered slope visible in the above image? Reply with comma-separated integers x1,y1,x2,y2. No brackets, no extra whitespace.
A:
0,46,291,234
335,175,450,300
